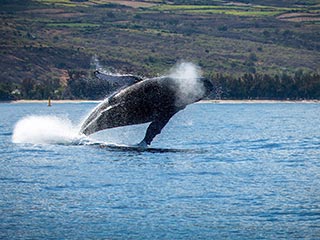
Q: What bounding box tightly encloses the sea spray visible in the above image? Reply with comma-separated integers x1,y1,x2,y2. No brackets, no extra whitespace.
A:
12,115,85,145
168,62,204,107
91,55,106,73
91,55,127,76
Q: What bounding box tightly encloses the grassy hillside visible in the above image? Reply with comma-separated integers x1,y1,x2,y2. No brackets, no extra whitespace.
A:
0,0,319,99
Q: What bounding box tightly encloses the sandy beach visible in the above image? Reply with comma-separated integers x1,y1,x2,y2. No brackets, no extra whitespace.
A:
9,99,100,104
200,99,320,104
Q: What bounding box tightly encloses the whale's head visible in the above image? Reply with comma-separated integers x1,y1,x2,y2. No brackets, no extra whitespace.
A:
172,76,214,107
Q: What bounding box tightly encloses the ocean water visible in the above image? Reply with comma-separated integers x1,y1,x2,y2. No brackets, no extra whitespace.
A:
1,102,320,239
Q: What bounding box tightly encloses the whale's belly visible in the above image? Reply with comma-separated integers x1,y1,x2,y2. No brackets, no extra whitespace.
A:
81,78,178,135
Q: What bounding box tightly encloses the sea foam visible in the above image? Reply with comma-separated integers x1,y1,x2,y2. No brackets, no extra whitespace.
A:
12,115,83,145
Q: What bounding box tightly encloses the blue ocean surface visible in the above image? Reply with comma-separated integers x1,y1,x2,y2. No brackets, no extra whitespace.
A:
0,102,320,239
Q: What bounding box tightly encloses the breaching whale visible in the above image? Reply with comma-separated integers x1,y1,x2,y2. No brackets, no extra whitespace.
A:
80,70,213,147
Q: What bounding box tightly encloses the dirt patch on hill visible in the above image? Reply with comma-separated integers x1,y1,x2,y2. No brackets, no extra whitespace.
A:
23,9,65,14
55,68,69,86
277,12,320,22
23,8,85,18
95,0,157,8
282,17,320,22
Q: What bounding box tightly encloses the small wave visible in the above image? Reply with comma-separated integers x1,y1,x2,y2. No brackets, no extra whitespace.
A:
0,132,12,136
98,142,206,153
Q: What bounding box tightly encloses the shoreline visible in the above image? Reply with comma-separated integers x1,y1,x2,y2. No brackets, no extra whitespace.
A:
200,99,320,104
8,99,100,104
4,99,320,104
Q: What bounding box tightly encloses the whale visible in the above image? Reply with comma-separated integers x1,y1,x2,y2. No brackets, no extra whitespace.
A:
80,71,213,147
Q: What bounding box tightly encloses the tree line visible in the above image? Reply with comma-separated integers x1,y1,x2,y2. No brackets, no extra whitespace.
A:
209,71,320,100
1,71,319,101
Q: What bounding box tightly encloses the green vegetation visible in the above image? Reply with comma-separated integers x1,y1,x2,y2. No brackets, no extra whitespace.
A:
210,71,320,100
183,9,282,16
151,4,294,16
0,0,319,100
34,0,81,7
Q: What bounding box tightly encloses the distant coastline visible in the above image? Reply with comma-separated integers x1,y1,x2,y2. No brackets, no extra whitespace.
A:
9,100,100,104
200,99,320,104
4,99,320,104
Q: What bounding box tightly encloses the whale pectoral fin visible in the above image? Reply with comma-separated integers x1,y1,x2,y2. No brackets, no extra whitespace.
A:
142,113,176,146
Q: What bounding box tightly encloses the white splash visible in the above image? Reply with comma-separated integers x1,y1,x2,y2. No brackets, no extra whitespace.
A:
12,115,84,145
91,54,105,73
91,55,125,76
168,62,204,106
